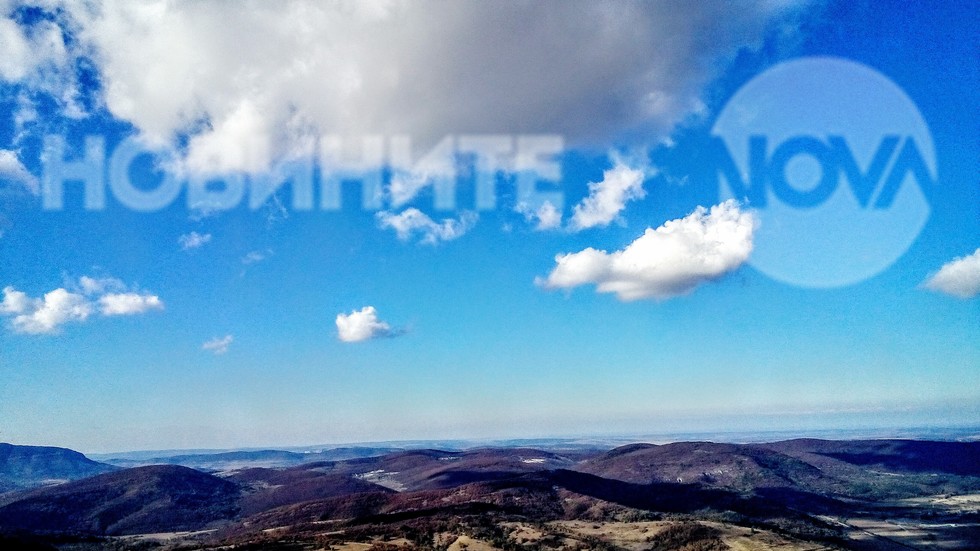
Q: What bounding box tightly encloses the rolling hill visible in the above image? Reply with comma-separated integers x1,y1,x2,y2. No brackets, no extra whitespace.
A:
0,464,240,535
573,441,828,491
0,443,117,493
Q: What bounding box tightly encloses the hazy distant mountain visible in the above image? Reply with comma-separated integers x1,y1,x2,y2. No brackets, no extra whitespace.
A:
293,447,584,491
0,443,117,493
100,446,402,470
135,449,309,470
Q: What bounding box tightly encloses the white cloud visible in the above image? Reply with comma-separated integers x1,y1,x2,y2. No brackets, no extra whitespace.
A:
185,99,271,174
0,276,164,334
78,275,125,295
0,15,69,81
0,17,32,82
98,292,164,316
0,149,39,194
0,12,85,118
539,200,756,301
336,306,400,343
178,231,212,250
377,208,477,245
517,200,563,231
9,288,92,334
923,248,980,299
569,159,648,231
0,286,35,314
1,1,805,175
202,334,233,355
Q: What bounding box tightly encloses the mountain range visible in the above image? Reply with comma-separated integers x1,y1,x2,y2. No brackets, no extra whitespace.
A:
1,439,978,550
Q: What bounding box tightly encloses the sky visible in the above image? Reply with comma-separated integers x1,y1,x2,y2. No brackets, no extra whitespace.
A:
0,1,977,453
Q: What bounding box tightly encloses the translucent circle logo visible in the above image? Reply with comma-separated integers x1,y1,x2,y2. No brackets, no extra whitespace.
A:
713,57,935,288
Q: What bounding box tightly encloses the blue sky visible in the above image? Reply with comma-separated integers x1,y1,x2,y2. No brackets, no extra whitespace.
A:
0,1,977,453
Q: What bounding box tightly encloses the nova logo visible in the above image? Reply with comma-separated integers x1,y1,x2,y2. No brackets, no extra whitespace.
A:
713,57,935,288
716,135,934,210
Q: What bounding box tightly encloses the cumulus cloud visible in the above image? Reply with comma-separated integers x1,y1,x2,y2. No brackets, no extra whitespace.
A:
0,1,805,175
0,276,163,334
336,306,401,343
377,208,477,244
202,334,233,355
178,231,212,250
0,149,39,194
923,248,980,299
538,200,756,301
3,287,91,334
569,159,648,231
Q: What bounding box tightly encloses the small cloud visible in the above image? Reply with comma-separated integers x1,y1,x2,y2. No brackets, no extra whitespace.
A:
922,248,980,299
516,200,562,231
569,157,648,231
376,208,477,245
241,249,272,265
538,200,756,301
0,149,39,195
188,200,224,222
179,231,212,250
202,334,233,355
98,293,164,316
336,306,402,343
1,276,164,335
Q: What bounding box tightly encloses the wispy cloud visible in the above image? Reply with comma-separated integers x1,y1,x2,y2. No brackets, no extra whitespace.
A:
377,208,477,245
263,194,290,227
178,231,212,251
569,158,648,231
241,249,272,265
0,149,38,195
202,334,233,355
78,275,125,295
